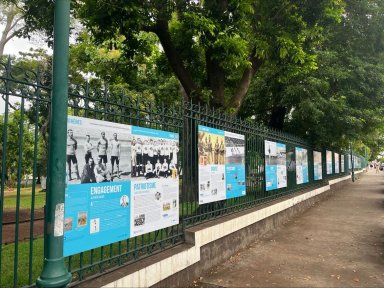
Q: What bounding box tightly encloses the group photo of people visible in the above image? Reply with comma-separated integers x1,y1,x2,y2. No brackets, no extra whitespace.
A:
131,136,179,180
198,132,226,165
225,135,245,165
66,126,131,184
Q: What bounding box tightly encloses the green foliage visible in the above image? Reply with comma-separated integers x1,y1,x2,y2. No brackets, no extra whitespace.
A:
15,0,384,153
241,0,384,151
5,51,52,180
20,0,343,111
69,30,181,107
0,107,35,187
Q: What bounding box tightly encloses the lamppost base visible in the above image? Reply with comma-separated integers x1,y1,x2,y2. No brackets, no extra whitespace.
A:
36,258,72,288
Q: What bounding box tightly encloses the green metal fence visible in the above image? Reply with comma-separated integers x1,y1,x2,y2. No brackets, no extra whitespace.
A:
0,59,367,287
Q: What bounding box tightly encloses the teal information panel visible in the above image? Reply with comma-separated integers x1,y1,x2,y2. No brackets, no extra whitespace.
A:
64,116,179,256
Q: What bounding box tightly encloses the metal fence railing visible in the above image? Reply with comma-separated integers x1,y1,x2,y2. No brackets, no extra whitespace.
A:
0,59,367,287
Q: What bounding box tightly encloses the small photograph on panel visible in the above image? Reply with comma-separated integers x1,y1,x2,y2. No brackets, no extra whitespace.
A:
77,212,87,227
90,218,100,234
131,136,179,180
64,218,73,231
120,195,129,207
134,214,146,227
225,135,245,165
198,132,226,165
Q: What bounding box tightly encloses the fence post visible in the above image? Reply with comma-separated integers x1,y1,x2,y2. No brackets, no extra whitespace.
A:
36,0,72,287
350,144,355,182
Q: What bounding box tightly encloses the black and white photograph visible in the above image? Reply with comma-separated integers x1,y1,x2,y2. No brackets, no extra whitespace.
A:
66,118,132,184
130,135,179,180
155,191,162,200
225,133,245,165
134,214,145,227
265,141,286,166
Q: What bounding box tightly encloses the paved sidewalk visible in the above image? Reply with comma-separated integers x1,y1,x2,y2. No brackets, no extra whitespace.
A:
195,171,384,287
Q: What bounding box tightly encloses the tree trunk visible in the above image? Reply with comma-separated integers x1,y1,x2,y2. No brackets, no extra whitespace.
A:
226,56,263,114
152,20,202,103
268,106,286,130
0,15,13,58
0,4,22,58
205,48,225,108
36,171,41,184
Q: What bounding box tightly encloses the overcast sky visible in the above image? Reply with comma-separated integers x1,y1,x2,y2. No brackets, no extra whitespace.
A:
4,36,35,55
0,25,52,114
3,34,51,56
1,21,80,113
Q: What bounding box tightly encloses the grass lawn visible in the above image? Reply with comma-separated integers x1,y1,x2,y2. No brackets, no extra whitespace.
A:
3,186,46,209
1,238,44,288
3,193,46,209
4,185,43,197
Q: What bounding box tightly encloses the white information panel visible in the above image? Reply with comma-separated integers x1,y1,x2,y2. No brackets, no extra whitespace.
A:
265,140,287,191
198,125,246,204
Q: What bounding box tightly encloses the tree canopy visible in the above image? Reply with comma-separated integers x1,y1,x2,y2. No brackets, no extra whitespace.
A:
240,0,384,151
21,0,343,109
5,0,384,157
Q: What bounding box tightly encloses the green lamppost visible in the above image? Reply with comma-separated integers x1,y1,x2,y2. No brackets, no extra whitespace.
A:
36,0,72,287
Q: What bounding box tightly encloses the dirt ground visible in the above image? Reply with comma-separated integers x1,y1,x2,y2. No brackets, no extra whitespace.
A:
2,208,44,244
194,170,384,288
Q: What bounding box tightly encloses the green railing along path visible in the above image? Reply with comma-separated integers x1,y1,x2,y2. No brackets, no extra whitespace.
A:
0,57,366,287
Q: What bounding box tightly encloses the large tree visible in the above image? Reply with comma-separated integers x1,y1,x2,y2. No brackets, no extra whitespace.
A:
68,30,181,107
240,0,384,148
22,0,344,112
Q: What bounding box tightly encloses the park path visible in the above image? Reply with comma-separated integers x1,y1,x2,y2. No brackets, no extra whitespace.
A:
195,170,384,287
2,208,44,244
